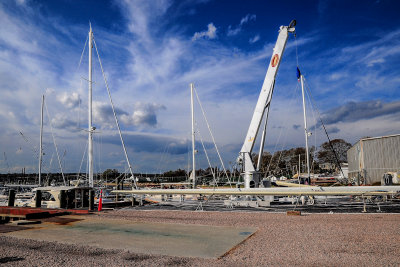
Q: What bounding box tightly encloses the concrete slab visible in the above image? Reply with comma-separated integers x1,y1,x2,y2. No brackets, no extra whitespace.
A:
2,216,256,258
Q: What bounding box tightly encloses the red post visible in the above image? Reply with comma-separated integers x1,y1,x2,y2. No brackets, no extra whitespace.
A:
98,189,103,211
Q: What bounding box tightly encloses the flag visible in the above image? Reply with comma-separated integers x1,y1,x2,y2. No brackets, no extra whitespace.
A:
296,67,301,80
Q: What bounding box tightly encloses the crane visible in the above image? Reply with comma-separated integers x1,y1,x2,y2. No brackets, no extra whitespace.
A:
237,20,296,188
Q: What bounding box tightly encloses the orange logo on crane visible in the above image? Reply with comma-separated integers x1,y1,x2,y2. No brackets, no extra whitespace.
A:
271,54,279,67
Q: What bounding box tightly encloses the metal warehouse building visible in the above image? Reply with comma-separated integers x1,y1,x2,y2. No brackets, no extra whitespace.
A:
347,134,400,185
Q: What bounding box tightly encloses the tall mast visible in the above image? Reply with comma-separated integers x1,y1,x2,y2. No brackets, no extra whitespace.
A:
88,25,94,187
38,94,44,186
299,70,310,182
190,83,196,188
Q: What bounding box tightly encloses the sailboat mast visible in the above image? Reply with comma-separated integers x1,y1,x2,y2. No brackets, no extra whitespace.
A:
38,94,44,186
190,83,196,188
300,74,310,182
88,25,94,187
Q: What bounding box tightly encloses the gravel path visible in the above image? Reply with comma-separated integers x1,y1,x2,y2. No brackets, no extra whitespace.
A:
1,210,399,266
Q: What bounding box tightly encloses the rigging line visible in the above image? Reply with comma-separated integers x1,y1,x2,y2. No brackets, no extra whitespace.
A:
93,37,137,189
78,140,88,179
46,152,54,177
299,75,317,171
77,80,82,129
303,78,345,179
108,170,123,187
86,146,89,179
264,86,298,175
187,139,190,180
195,122,218,189
99,131,102,175
193,86,232,188
265,82,300,176
156,141,170,176
294,31,299,68
162,142,172,173
157,143,168,174
270,82,302,177
76,35,89,72
44,101,66,186
95,132,100,176
39,149,53,174
43,152,55,186
19,132,39,159
304,76,318,173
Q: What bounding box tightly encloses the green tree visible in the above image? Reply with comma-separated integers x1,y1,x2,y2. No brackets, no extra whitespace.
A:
102,169,119,181
317,139,352,164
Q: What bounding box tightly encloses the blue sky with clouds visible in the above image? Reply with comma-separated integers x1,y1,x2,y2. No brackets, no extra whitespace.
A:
1,0,400,174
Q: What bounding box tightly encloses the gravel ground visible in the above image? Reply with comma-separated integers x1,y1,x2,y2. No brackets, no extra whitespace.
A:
1,210,400,266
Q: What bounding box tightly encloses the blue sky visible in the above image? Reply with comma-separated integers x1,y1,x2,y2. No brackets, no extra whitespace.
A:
0,0,400,174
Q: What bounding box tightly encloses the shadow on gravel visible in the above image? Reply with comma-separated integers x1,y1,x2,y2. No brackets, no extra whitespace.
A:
124,254,152,262
165,258,189,266
123,254,190,266
26,244,44,250
0,256,25,263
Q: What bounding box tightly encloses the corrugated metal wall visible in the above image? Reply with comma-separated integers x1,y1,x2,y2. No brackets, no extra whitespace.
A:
347,135,400,184
347,141,361,183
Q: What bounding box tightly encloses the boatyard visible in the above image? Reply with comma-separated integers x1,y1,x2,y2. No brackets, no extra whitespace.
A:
1,0,400,266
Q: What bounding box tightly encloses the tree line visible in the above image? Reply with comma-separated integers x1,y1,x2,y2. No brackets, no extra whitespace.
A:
100,138,352,180
253,139,351,178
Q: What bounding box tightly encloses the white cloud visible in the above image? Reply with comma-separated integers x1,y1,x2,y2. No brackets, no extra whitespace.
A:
340,29,400,68
92,101,165,129
328,72,346,81
93,102,128,129
320,100,400,125
240,14,256,25
16,0,27,6
192,23,217,41
249,34,260,44
367,58,385,67
227,14,256,36
120,102,166,127
57,92,81,108
50,113,79,131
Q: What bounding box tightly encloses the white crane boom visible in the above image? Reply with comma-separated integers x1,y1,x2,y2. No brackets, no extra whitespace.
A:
238,20,296,188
